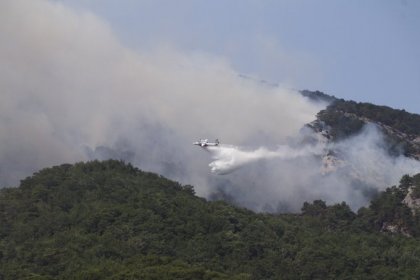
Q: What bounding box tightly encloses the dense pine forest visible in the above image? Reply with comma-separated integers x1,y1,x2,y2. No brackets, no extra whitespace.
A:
1,160,420,279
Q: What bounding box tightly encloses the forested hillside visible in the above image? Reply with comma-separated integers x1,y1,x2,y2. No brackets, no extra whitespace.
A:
1,160,420,279
319,99,420,137
302,93,420,158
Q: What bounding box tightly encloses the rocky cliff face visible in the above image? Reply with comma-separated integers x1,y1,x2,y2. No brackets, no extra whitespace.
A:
308,111,420,177
307,96,420,159
403,186,420,214
301,92,420,173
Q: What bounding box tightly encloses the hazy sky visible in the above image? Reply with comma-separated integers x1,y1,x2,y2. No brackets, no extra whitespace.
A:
60,0,420,113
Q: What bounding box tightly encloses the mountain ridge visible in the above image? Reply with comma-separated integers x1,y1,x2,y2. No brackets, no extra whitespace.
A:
301,90,420,159
1,160,420,279
2,92,420,278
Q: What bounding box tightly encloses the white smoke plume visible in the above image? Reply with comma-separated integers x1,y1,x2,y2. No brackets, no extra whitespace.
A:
0,0,323,187
203,125,420,212
1,0,419,213
207,144,324,175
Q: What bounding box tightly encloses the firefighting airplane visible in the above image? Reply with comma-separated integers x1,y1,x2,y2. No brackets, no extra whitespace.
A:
193,139,220,147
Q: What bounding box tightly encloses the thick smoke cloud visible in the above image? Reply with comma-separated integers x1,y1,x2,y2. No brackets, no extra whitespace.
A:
205,125,420,212
0,0,322,185
1,0,419,212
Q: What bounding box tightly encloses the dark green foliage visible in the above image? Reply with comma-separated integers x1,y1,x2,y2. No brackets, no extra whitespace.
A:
302,199,328,216
0,161,280,279
355,175,420,237
321,100,420,136
411,174,420,198
399,174,413,192
359,186,411,232
1,160,420,279
300,90,337,103
317,99,420,150
317,108,365,140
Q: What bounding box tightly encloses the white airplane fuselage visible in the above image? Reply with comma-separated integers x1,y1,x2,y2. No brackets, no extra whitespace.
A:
193,139,219,147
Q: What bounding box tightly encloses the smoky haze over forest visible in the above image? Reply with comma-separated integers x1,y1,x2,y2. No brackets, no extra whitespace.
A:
1,0,420,212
